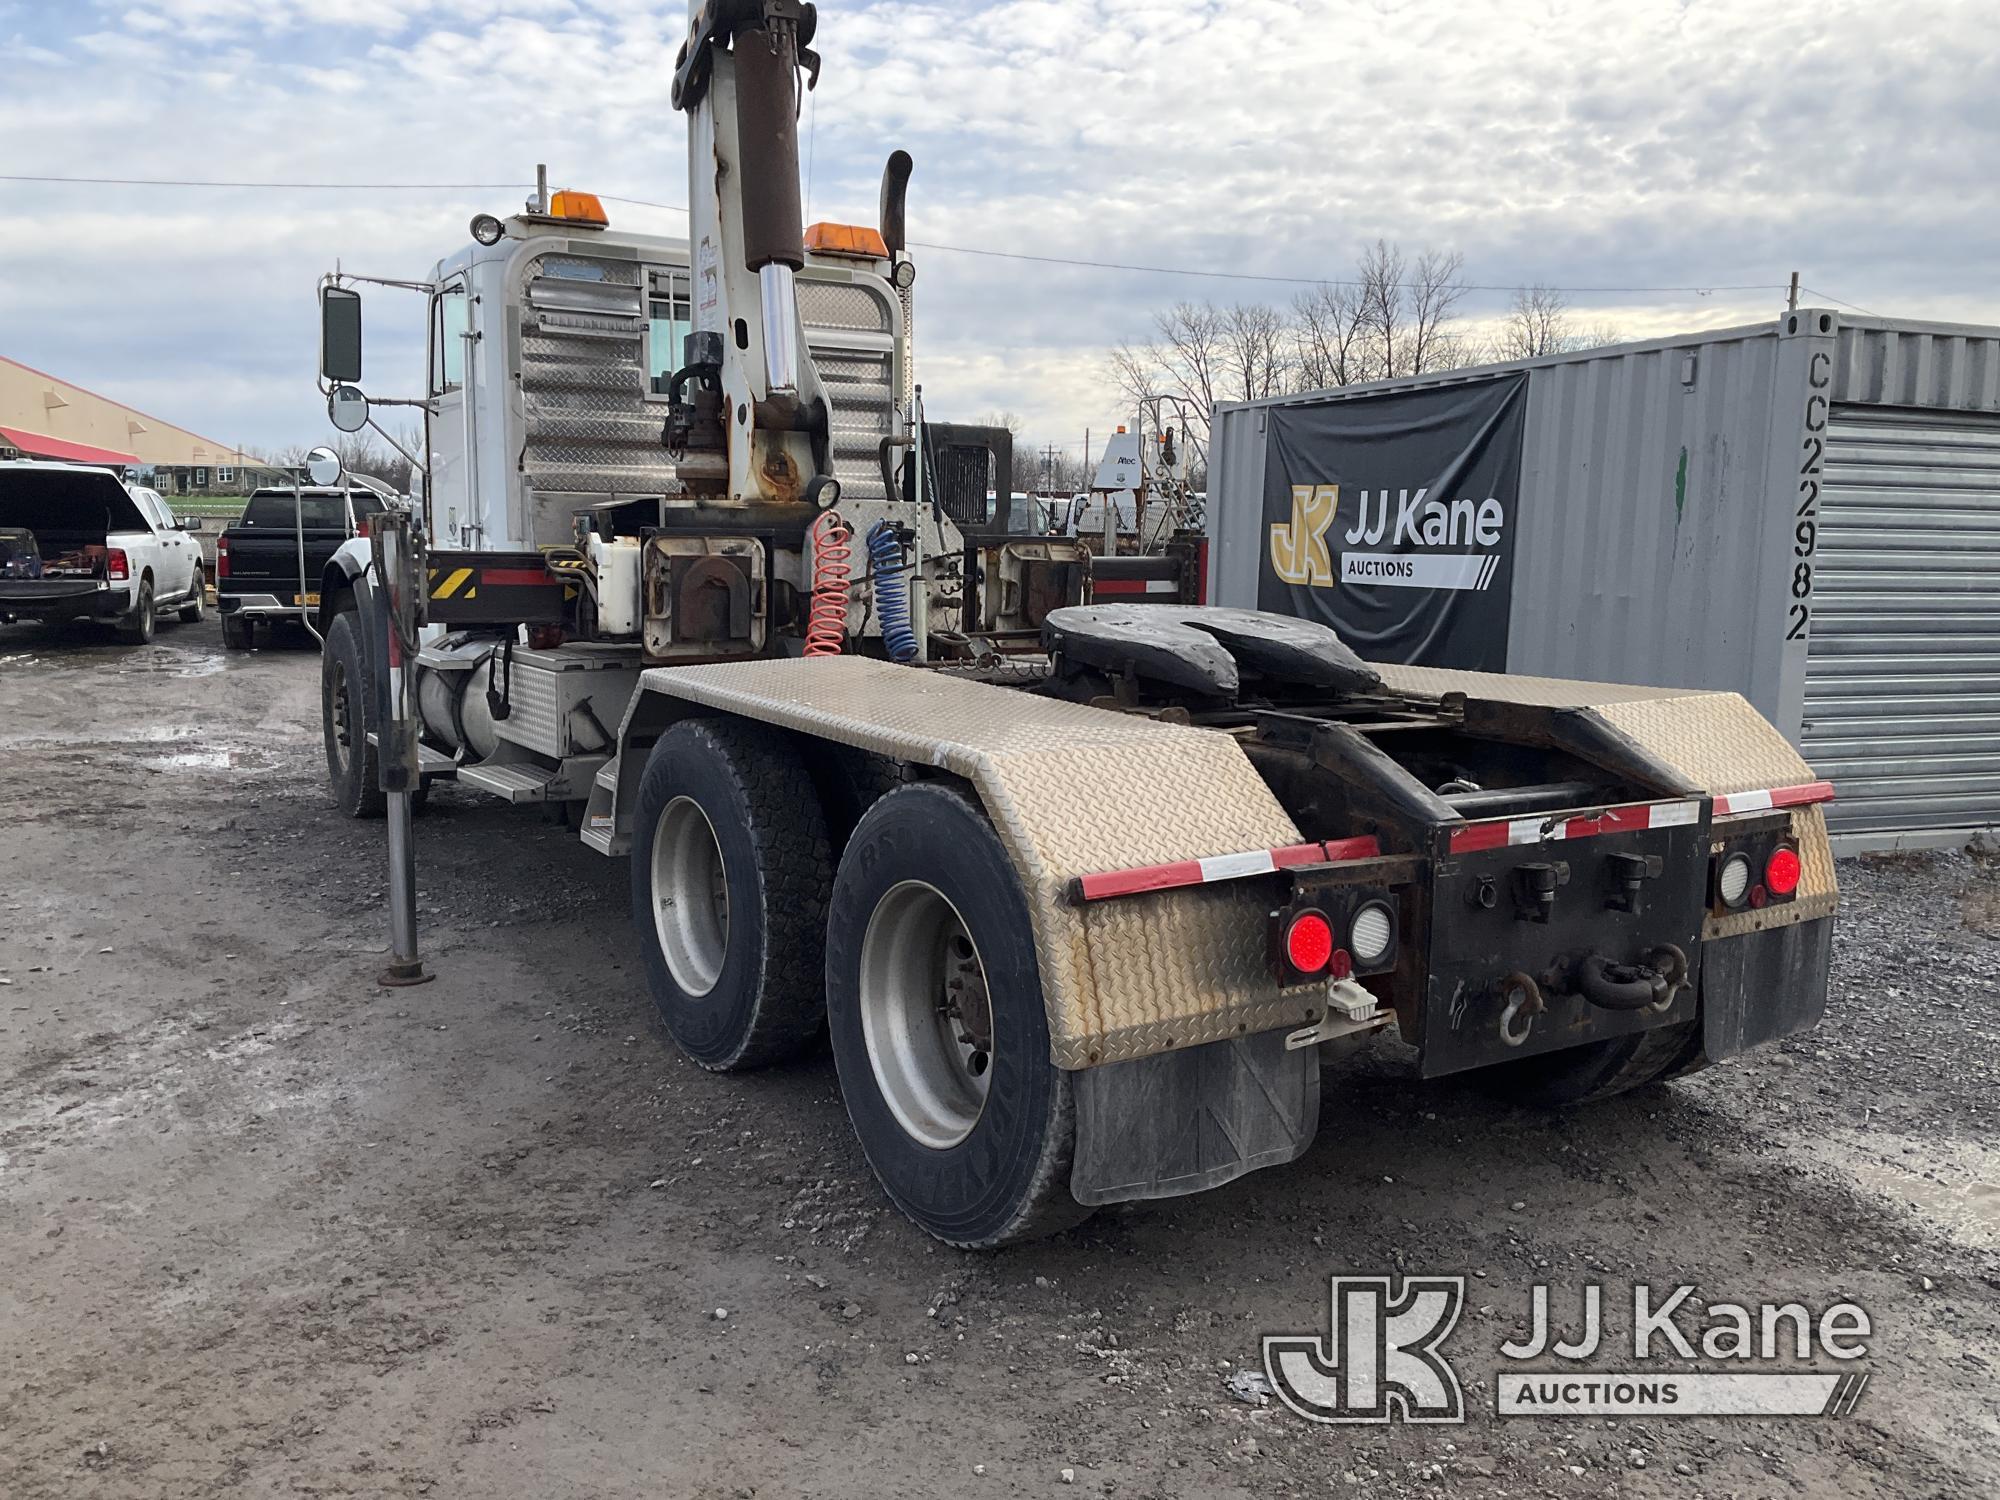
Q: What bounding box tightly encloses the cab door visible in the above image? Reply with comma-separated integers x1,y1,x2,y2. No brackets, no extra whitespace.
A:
141,490,196,598
425,279,474,547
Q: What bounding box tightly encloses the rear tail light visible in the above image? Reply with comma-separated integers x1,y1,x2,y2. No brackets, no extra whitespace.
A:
106,548,129,581
1284,910,1335,975
1765,844,1802,898
215,535,230,578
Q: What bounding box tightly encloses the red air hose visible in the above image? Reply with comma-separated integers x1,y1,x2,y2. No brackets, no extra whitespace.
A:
804,509,852,657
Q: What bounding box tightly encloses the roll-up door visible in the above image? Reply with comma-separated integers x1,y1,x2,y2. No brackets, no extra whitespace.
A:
1803,406,2000,835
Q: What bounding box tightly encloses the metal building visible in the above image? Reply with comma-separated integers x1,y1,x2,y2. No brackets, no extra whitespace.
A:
1208,309,2000,850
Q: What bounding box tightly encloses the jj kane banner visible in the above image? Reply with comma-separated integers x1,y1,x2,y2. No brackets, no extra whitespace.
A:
1258,374,1528,671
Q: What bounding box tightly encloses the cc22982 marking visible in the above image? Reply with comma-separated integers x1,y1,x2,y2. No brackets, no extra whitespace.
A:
1787,350,1833,643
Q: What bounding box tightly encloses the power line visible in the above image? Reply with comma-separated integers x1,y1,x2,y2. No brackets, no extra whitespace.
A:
1801,284,1879,317
2,171,1806,298
1,172,533,191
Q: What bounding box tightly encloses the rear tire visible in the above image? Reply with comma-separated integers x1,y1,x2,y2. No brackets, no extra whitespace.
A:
1475,1021,1701,1108
323,607,384,818
117,579,155,644
825,783,1091,1248
221,614,253,650
178,569,205,624
630,718,833,1071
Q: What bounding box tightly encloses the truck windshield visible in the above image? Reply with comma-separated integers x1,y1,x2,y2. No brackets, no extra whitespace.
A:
238,492,387,530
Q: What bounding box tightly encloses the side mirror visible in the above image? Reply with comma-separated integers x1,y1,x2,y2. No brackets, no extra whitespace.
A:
328,384,371,434
320,286,363,384
306,445,344,487
177,517,200,531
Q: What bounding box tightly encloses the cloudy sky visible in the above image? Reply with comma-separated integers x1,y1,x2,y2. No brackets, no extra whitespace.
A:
2,0,1994,461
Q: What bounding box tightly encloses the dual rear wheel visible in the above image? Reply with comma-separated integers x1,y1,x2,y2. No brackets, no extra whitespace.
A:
630,721,1085,1247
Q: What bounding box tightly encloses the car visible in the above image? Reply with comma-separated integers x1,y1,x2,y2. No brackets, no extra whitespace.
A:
215,479,394,650
0,460,204,643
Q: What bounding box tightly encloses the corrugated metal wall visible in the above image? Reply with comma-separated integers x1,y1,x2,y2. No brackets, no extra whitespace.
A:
1802,406,2000,834
1504,328,1787,710
1832,320,2000,413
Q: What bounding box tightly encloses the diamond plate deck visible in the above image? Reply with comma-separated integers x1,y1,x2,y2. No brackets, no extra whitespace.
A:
633,657,1314,1068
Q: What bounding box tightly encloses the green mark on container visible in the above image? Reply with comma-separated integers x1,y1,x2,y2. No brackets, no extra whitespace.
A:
1674,446,1688,525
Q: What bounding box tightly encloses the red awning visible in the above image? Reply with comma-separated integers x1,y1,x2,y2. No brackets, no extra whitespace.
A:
0,425,139,466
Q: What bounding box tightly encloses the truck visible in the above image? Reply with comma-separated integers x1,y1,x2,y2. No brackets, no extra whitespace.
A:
309,0,1838,1248
0,460,205,643
215,477,395,650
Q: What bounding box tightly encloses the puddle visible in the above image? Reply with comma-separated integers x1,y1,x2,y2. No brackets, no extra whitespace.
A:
139,747,278,773
115,648,226,679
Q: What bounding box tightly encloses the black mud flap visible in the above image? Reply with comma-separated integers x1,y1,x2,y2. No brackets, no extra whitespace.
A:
1699,915,1835,1060
1069,1029,1319,1206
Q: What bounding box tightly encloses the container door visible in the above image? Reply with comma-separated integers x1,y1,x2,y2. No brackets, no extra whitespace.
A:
1802,405,2000,837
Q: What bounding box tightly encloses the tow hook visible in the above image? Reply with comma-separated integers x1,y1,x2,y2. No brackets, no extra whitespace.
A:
1574,942,1690,1012
1497,971,1545,1048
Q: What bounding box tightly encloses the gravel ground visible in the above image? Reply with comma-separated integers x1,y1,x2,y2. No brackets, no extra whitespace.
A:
1,615,1996,1498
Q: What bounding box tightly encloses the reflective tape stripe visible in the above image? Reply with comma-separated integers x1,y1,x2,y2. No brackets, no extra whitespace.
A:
1448,798,1703,854
1074,835,1384,903
1713,780,1836,817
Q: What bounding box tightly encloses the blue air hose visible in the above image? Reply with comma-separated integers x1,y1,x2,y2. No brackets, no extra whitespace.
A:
866,519,919,662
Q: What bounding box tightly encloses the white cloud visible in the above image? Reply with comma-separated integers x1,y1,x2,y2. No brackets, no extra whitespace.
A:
2,0,1995,454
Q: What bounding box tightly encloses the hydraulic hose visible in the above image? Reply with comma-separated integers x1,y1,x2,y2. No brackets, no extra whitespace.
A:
866,519,918,662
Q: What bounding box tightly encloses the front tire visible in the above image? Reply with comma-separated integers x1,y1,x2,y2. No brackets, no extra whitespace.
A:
116,578,155,644
825,783,1090,1248
178,569,205,624
322,607,384,818
630,718,833,1071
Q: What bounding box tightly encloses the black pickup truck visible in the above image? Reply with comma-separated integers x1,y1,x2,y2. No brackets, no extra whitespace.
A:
216,482,392,649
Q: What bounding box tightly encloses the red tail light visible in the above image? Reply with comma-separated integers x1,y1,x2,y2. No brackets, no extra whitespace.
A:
1284,910,1335,974
215,535,230,578
357,514,372,539
1765,845,1802,897
106,548,129,581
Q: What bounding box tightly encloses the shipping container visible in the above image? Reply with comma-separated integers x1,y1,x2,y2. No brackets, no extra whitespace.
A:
1208,309,2000,850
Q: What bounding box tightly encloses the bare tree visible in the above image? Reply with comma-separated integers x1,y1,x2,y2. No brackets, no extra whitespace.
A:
1405,247,1468,375
1220,302,1291,402
1110,300,1230,468
1491,284,1626,362
1290,281,1376,388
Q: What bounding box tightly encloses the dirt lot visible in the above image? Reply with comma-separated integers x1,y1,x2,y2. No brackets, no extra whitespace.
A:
2,616,1997,1499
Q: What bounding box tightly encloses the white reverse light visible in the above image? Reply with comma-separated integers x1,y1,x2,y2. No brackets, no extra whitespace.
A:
1349,901,1395,965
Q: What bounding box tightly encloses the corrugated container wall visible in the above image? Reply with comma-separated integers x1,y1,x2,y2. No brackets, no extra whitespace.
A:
1209,310,2000,849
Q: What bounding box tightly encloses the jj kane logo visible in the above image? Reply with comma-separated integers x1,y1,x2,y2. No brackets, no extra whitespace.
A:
1262,1276,1873,1424
1269,483,1507,593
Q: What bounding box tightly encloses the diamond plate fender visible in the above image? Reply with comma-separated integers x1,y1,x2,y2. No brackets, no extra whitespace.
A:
629,657,1322,1068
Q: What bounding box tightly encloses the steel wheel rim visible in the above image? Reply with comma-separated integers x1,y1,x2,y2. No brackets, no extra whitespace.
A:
328,660,353,773
858,880,993,1150
652,795,729,997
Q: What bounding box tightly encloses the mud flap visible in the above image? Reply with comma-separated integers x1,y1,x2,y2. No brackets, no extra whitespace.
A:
1069,1029,1319,1206
1699,915,1834,1060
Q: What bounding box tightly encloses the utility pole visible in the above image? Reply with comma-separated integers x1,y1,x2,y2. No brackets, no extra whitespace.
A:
1787,271,1800,311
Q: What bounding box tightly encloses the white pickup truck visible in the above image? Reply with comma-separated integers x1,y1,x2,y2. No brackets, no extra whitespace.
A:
0,460,205,644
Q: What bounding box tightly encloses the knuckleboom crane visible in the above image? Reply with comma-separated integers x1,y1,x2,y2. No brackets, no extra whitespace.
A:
313,0,1840,1250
